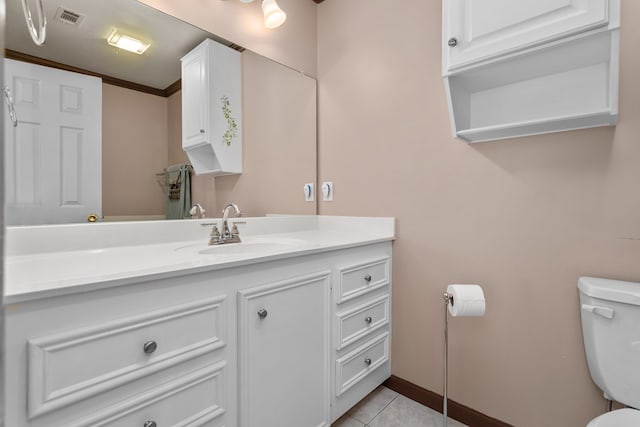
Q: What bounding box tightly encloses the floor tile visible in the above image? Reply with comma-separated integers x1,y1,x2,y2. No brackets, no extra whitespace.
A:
331,413,365,427
368,394,467,427
347,386,399,424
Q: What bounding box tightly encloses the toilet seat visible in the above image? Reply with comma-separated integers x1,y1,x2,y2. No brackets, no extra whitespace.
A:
587,408,640,426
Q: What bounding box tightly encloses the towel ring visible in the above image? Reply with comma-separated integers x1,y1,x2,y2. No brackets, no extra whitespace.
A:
21,0,47,46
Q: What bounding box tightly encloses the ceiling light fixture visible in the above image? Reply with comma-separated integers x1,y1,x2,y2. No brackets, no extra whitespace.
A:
232,0,287,29
106,28,150,55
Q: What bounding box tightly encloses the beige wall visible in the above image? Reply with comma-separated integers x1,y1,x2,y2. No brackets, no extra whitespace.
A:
318,1,640,426
167,91,186,166
138,0,318,77
215,51,317,217
102,84,168,217
166,51,317,218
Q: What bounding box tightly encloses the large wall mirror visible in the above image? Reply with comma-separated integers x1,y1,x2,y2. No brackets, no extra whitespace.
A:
4,0,317,226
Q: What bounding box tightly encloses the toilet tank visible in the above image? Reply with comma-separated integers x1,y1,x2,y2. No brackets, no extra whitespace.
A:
578,277,640,408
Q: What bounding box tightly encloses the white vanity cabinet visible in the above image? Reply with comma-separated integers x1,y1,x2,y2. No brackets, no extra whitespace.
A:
444,0,610,72
443,0,620,143
4,241,392,427
181,38,242,175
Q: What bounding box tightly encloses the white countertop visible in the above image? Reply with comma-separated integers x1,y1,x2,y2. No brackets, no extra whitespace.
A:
4,216,394,304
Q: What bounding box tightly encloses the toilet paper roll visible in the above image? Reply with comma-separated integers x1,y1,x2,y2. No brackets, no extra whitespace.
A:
446,284,486,317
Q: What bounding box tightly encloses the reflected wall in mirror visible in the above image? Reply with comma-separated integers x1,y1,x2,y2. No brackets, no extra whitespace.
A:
4,0,317,225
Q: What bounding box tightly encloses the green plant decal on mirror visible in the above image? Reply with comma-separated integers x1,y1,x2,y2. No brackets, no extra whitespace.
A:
221,95,238,146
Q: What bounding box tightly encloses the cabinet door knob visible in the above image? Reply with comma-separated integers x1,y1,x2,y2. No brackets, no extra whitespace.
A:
143,340,158,354
448,37,458,47
365,316,373,324
143,421,157,427
257,309,268,319
364,358,372,366
364,274,372,282
199,129,205,134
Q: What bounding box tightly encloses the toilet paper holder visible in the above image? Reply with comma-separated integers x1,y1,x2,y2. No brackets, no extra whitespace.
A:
443,292,453,427
441,286,485,427
443,291,453,305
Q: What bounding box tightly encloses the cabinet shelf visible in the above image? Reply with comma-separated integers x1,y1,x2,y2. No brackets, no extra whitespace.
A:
456,110,616,143
445,29,619,143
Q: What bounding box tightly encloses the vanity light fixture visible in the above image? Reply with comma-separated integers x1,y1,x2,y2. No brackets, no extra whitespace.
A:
106,28,150,55
260,0,287,29
231,0,287,29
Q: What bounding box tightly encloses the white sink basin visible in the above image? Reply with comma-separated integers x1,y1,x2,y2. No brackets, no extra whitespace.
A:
175,237,306,256
199,241,291,255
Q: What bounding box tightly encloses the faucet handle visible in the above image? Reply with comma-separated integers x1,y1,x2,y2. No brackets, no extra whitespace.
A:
209,225,221,245
231,223,240,237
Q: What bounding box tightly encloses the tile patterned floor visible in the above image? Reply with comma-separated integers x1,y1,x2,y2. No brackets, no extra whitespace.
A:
332,386,468,427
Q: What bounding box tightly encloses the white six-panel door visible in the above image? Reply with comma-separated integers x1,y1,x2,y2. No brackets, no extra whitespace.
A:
4,59,101,225
444,0,609,71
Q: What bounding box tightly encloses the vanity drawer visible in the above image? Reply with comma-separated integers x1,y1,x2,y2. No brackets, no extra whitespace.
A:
337,257,390,303
336,294,389,350
336,332,389,396
69,362,226,427
28,296,227,417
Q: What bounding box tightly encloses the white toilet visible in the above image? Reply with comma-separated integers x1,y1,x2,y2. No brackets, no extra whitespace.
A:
578,276,640,426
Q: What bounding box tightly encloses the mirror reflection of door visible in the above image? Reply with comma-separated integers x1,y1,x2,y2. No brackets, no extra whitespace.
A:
4,59,101,225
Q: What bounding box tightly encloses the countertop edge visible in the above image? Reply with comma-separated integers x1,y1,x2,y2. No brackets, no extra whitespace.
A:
4,236,394,305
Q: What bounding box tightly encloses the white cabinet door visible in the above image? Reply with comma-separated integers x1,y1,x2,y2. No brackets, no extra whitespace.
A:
4,59,102,225
444,0,609,71
181,45,208,149
238,272,331,427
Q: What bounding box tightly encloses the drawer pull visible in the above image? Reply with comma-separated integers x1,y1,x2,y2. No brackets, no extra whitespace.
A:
257,309,268,319
144,421,157,427
364,358,372,366
364,274,372,282
365,316,373,324
143,340,158,354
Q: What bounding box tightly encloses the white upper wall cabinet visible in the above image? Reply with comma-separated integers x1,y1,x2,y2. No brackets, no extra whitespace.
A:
444,0,610,72
443,0,620,143
182,39,242,175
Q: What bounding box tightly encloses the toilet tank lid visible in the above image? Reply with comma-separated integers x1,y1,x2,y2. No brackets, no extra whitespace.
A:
578,277,640,306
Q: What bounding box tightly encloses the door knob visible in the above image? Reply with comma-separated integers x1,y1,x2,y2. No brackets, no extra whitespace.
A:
448,37,458,47
258,309,268,319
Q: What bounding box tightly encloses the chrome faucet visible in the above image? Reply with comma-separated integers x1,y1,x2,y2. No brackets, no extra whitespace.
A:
189,203,206,219
209,203,242,245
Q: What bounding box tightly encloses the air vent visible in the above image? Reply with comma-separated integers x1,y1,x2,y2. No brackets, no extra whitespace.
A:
55,6,85,26
227,43,246,52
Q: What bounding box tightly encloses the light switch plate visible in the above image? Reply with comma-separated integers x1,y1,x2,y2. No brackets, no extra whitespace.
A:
304,183,314,202
322,182,333,201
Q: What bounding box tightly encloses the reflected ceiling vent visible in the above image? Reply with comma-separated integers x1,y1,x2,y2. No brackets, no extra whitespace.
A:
227,43,246,52
55,7,85,26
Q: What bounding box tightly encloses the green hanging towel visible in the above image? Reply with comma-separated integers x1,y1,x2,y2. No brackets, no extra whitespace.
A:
165,164,192,219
